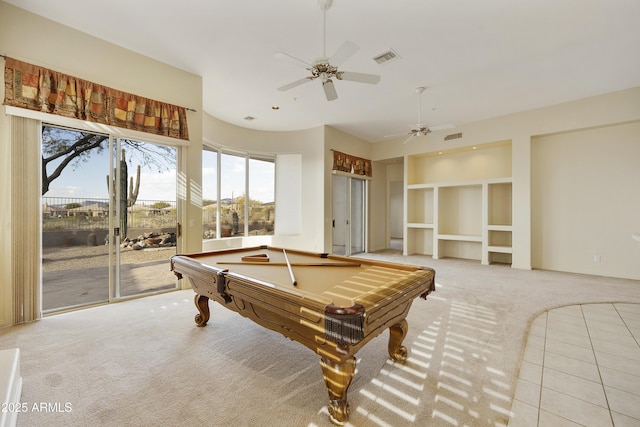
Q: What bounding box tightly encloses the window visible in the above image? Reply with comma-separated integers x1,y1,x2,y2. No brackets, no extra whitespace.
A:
202,149,218,238
202,146,275,239
248,156,275,236
220,152,246,236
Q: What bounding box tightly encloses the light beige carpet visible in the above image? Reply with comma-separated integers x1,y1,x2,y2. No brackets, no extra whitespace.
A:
1,253,640,426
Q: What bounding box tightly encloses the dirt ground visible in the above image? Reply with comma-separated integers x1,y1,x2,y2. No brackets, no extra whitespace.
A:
41,245,179,311
42,244,176,272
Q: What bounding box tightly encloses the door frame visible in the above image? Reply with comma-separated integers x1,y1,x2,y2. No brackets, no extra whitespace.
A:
332,173,369,256
39,124,182,312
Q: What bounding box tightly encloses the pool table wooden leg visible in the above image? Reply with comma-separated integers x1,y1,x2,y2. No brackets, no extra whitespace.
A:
388,319,409,362
319,356,356,425
194,294,210,327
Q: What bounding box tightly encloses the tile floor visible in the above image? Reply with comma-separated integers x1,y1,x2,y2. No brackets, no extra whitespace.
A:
508,303,640,427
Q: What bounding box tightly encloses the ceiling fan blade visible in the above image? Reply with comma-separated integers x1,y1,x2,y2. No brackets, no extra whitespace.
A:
278,77,313,92
323,79,338,101
274,51,312,69
329,41,359,66
337,71,381,85
403,134,417,144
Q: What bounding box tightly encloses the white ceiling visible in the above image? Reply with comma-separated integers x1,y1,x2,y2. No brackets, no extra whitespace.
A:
6,0,640,142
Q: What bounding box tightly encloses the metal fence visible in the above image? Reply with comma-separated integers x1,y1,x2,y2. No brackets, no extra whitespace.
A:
42,197,273,238
42,197,176,231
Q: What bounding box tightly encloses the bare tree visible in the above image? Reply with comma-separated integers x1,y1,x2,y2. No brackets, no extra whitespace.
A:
41,125,174,196
41,127,107,196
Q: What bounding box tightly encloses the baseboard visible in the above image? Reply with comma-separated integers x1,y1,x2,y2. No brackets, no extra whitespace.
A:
0,348,22,427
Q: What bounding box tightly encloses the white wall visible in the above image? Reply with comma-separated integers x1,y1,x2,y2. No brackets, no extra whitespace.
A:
384,162,405,249
408,143,512,184
532,121,640,279
389,180,404,238
0,1,203,326
368,161,387,252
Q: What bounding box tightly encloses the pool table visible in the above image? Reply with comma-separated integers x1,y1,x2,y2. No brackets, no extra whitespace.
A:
170,245,435,424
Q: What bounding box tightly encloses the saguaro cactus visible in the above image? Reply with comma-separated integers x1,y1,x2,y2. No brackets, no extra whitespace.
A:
107,149,140,239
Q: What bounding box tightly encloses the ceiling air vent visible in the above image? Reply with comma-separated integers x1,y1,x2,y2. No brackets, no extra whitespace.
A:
444,132,463,141
372,49,400,65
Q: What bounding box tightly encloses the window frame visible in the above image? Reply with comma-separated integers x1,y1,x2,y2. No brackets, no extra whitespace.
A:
202,143,275,240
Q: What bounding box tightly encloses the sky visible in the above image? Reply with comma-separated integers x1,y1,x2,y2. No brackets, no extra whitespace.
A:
202,150,274,203
44,143,178,201
44,136,274,204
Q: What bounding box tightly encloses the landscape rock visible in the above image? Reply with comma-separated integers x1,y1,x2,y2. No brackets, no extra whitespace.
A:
120,232,177,250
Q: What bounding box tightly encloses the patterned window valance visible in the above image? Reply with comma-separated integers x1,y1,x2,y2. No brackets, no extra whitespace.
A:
332,149,372,177
3,57,189,140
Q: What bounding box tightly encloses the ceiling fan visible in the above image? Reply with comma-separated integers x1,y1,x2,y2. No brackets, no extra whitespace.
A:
275,0,380,101
387,86,454,144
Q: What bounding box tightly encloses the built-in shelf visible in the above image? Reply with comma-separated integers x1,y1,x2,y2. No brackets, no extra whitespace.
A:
487,225,512,231
437,234,483,242
405,144,513,265
407,183,436,190
407,223,434,229
405,228,434,256
407,186,434,224
487,245,513,254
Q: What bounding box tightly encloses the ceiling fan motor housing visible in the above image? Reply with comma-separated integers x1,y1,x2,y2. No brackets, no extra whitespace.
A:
312,63,338,81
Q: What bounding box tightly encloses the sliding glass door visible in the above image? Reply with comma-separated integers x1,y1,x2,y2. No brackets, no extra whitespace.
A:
332,175,367,256
41,126,112,309
350,177,366,254
114,138,178,299
41,125,178,312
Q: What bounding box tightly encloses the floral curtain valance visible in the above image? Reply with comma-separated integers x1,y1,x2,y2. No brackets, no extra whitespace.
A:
3,57,189,140
332,149,372,177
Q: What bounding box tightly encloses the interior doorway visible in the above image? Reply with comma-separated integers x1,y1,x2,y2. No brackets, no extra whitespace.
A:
332,175,367,256
41,125,179,312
